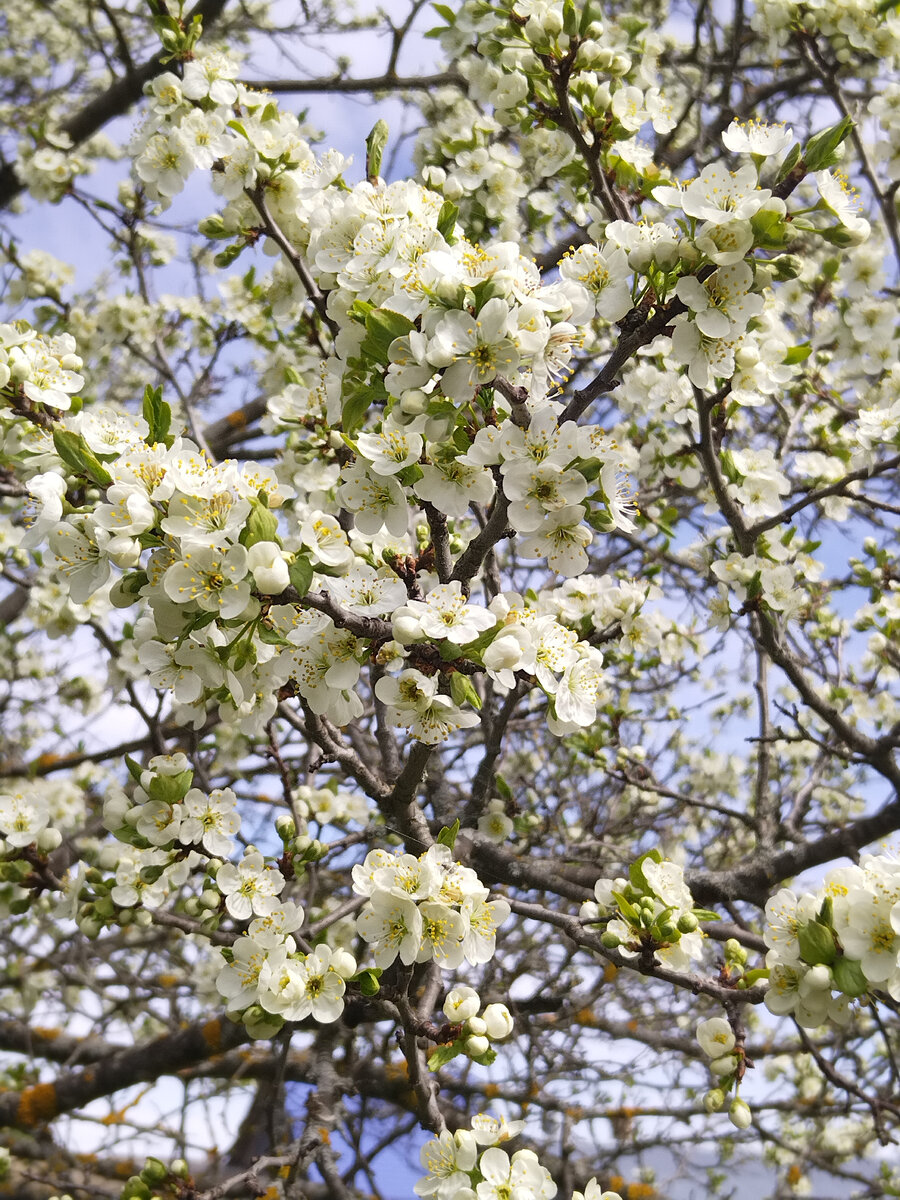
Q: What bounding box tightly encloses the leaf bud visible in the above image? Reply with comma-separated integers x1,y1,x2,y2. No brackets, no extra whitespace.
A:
797,920,837,966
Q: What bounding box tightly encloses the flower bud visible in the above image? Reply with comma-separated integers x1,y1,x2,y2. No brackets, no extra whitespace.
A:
464,1034,490,1058
392,611,423,644
248,541,289,593
724,938,748,964
36,827,62,853
443,986,480,1023
728,1098,752,1130
703,1088,725,1113
330,949,357,979
677,912,699,934
600,931,621,949
709,1054,738,1077
482,1003,514,1041
466,1016,488,1037
275,815,296,842
243,1004,284,1040
140,1159,169,1185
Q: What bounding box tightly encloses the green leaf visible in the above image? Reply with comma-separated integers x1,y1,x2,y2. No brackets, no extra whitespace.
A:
612,891,640,924
124,755,144,784
437,819,460,850
437,199,459,244
832,956,868,997
288,555,314,597
774,141,802,184
52,429,113,487
365,119,389,181
691,908,723,922
783,343,812,365
802,115,854,173
468,1047,497,1067
257,623,293,648
360,308,416,365
341,384,371,435
494,775,513,801
427,1042,462,1071
741,967,770,987
142,384,173,447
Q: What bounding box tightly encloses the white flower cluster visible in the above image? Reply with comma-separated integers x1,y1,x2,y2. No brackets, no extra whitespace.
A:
695,1016,753,1129
710,536,824,626
0,323,84,411
415,1117,556,1200
103,752,241,859
15,128,91,203
749,0,900,62
353,845,510,969
216,907,357,1034
436,986,514,1063
764,852,900,1026
581,854,709,972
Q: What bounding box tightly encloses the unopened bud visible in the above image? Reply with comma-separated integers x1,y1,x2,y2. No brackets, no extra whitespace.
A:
728,1097,752,1130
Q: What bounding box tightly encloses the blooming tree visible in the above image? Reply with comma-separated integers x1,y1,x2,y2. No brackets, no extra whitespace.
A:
0,0,900,1196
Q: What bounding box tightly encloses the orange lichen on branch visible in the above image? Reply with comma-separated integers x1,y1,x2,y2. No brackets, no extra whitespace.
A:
15,1082,57,1126
100,1086,151,1125
226,409,248,428
201,1017,222,1052
483,1083,500,1099
574,1007,596,1026
626,1184,656,1199
32,1026,64,1040
603,963,618,983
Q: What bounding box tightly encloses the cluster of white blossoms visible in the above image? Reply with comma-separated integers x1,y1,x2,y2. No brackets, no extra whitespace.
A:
581,853,713,971
763,852,900,1027
352,845,510,970
695,1016,753,1130
103,753,241,858
0,323,84,411
749,0,900,61
432,986,515,1066
415,1117,558,1200
216,911,358,1035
